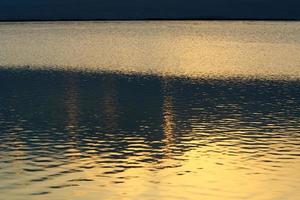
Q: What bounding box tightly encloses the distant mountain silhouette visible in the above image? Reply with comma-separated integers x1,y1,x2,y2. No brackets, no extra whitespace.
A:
0,0,300,20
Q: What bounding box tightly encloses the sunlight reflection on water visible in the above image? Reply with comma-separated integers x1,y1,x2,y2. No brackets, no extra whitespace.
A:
0,21,300,78
0,21,300,200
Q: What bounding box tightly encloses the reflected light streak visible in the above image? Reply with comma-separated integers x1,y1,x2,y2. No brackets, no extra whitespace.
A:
162,80,175,158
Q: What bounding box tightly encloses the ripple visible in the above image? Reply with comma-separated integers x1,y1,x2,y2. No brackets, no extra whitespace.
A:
1,62,300,199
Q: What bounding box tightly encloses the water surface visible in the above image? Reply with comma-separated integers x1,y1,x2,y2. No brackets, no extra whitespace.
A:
0,21,300,200
1,21,300,78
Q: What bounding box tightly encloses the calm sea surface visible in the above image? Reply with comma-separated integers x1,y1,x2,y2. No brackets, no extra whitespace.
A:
0,21,300,200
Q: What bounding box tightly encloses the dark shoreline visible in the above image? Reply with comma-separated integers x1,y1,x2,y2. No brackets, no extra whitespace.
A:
1,18,300,22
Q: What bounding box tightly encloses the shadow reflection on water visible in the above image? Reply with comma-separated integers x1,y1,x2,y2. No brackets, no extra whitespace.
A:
0,69,300,199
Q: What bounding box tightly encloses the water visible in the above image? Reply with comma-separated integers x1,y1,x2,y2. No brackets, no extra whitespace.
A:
0,21,300,200
1,21,300,78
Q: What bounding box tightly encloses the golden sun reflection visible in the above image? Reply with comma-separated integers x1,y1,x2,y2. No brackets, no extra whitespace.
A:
1,21,300,200
162,80,175,158
1,21,300,78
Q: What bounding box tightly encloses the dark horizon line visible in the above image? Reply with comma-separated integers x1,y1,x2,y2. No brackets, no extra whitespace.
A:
1,18,300,22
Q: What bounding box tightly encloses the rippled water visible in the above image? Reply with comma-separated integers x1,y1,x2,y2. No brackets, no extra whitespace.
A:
1,21,300,200
1,21,300,78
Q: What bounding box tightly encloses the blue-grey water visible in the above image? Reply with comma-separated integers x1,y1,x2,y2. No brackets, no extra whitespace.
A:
0,21,300,200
